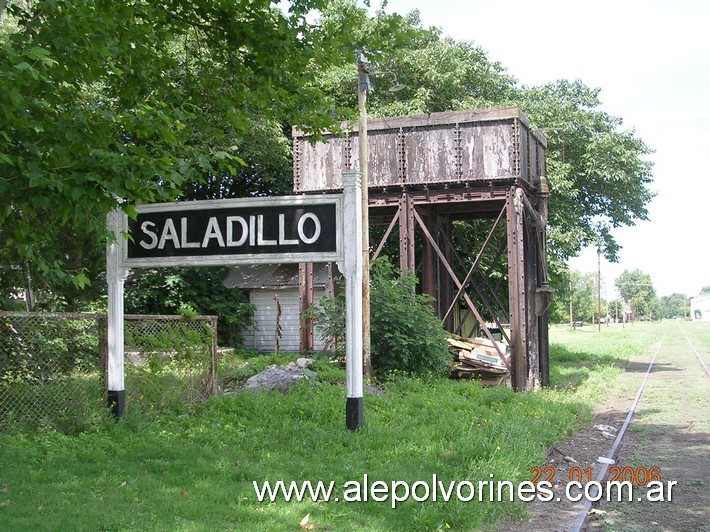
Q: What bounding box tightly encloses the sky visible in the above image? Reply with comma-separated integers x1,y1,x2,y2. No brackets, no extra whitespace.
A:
376,0,709,298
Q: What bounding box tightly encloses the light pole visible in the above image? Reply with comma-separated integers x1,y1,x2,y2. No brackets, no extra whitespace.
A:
597,247,601,332
356,53,406,380
569,279,574,328
357,52,372,380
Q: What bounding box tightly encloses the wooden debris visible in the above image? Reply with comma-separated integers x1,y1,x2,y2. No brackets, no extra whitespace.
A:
447,334,510,385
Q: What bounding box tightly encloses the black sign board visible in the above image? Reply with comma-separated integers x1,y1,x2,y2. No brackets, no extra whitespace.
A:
123,195,343,268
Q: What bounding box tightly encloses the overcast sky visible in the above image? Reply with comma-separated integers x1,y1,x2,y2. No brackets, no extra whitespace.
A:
377,0,709,298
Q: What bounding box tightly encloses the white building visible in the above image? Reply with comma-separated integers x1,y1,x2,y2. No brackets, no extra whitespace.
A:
223,263,332,352
690,292,710,321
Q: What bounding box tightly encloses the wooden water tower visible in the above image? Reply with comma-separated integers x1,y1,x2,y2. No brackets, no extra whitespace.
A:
293,107,551,391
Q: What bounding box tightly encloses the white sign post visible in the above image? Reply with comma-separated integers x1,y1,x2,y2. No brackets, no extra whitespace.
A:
341,171,364,430
106,209,128,417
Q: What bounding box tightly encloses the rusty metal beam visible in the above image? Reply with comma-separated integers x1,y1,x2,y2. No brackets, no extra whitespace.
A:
507,188,527,391
421,207,437,300
438,216,455,332
371,188,509,210
441,205,506,322
372,208,401,262
524,216,540,390
399,193,415,273
411,207,509,369
406,194,415,273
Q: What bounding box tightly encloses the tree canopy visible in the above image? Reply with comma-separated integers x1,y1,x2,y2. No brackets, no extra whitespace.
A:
518,81,655,263
1,0,657,315
551,269,604,324
659,293,689,319
615,269,658,319
0,0,410,297
316,4,654,269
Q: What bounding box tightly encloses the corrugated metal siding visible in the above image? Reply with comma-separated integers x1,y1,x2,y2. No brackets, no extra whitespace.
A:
243,288,327,352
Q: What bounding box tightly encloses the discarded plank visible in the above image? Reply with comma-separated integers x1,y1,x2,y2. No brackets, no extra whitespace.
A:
447,334,510,384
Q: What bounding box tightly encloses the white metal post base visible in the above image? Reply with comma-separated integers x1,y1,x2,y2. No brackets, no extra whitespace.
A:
341,171,364,430
107,208,128,419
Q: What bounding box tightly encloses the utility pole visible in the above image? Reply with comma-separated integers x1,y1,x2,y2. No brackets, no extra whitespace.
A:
357,52,372,380
569,279,574,328
355,54,405,378
605,278,609,326
597,248,601,332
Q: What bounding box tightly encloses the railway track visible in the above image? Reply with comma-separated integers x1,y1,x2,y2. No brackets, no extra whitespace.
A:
573,322,708,531
681,326,710,378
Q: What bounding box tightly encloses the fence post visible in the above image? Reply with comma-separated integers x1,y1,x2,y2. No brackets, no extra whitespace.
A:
342,171,363,430
210,316,218,395
106,209,128,417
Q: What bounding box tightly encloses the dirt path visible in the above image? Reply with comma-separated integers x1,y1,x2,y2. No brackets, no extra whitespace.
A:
510,322,710,531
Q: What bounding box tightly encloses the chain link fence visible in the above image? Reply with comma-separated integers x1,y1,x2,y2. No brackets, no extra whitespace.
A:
0,312,218,432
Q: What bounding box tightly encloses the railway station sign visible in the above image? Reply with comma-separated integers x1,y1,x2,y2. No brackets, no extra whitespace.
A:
108,177,362,430
122,195,343,268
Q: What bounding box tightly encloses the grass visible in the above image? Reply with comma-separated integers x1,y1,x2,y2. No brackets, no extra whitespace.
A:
0,324,667,531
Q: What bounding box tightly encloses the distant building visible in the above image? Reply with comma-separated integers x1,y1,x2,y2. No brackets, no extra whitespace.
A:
690,292,710,321
623,303,634,323
223,263,332,352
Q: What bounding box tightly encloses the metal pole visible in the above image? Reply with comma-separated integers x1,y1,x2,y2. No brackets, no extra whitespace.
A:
342,171,364,430
23,261,34,311
569,279,574,328
597,248,601,332
357,55,372,380
106,209,128,417
605,278,609,326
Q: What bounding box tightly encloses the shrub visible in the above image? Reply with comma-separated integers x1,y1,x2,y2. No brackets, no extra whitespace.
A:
310,258,450,377
0,316,99,384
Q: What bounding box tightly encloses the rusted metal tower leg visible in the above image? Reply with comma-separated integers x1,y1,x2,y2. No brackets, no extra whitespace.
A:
299,262,314,352
507,188,527,391
421,206,437,302
524,214,540,390
539,310,550,387
398,192,415,274
438,215,455,332
538,177,551,387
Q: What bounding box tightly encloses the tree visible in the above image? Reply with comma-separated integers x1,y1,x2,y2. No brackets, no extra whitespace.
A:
615,269,657,319
607,298,624,323
518,80,655,264
316,7,654,296
310,258,450,376
659,293,689,319
2,0,656,325
316,7,517,120
0,0,409,298
549,269,606,324
569,270,599,323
